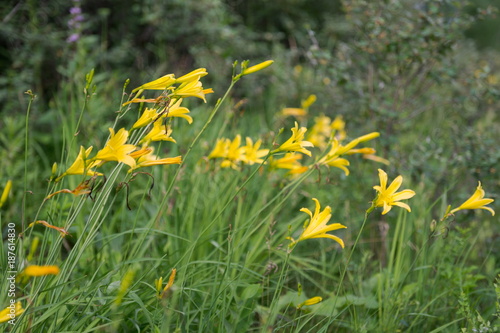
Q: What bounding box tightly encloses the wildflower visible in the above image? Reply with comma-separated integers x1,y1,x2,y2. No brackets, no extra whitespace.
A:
58,146,102,180
172,79,213,102
241,60,274,76
297,296,323,310
94,128,136,167
301,94,317,109
220,135,245,169
140,121,176,145
160,268,177,299
269,153,307,174
132,74,176,92
280,95,316,120
20,265,60,277
288,198,346,247
280,107,308,118
175,68,208,83
161,98,193,124
306,115,334,150
243,137,269,165
208,138,230,160
449,182,495,216
317,132,380,175
331,115,346,140
129,148,181,172
0,180,12,208
132,108,159,129
0,302,24,323
272,122,314,157
372,169,415,215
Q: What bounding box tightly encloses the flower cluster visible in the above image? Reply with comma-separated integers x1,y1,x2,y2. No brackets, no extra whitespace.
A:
48,69,212,203
207,135,269,169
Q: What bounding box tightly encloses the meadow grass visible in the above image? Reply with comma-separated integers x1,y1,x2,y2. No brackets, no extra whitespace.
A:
0,61,498,333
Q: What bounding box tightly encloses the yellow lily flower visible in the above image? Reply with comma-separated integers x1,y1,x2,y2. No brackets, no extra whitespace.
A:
208,138,230,160
172,79,213,102
94,128,137,167
317,132,380,175
372,169,415,215
280,107,308,118
132,108,159,129
243,137,269,165
272,122,314,156
220,135,245,169
269,153,302,169
297,296,323,309
306,115,333,150
241,60,274,76
160,268,177,299
175,68,208,83
301,94,317,109
288,198,346,247
20,265,60,277
59,146,102,179
0,180,12,208
0,302,24,323
450,182,495,216
132,74,176,92
140,121,176,145
129,148,181,172
161,99,193,124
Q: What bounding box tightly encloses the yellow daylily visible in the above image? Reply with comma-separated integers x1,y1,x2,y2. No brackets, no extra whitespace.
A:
280,107,308,118
132,74,176,92
241,60,274,76
272,122,314,156
58,146,102,180
317,132,380,175
132,108,159,129
301,94,317,109
297,296,323,309
243,137,269,165
269,153,307,174
172,79,213,102
94,128,137,167
161,99,193,124
449,182,495,216
208,138,230,160
140,121,176,145
160,268,177,299
306,115,334,150
331,115,346,140
0,180,12,208
129,147,181,172
220,135,245,169
175,68,208,83
288,198,346,247
0,302,24,323
20,265,60,277
372,169,416,215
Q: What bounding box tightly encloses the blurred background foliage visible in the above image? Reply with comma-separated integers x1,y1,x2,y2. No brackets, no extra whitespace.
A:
0,0,499,212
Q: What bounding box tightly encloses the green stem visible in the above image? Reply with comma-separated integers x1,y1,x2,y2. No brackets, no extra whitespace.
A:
265,250,292,331
322,210,372,330
22,91,36,229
